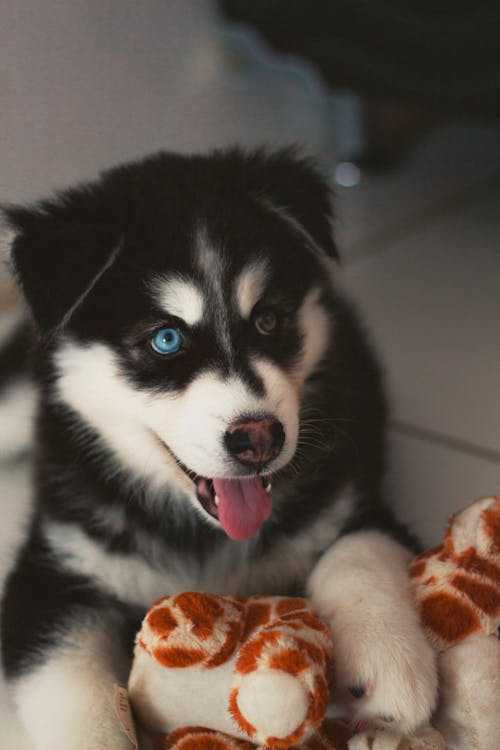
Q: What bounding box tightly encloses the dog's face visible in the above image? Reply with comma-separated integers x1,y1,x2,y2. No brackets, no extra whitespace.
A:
7,149,337,540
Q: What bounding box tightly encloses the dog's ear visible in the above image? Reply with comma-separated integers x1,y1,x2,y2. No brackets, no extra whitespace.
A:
3,192,123,331
244,147,338,260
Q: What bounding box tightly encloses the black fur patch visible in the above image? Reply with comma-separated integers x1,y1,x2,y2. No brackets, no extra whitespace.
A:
1,528,109,677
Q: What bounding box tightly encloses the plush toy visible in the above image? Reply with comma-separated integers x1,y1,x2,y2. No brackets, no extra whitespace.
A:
410,495,500,750
128,594,334,748
126,496,499,750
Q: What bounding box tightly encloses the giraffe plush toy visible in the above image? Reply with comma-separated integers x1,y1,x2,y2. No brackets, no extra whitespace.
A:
410,495,500,750
127,497,499,750
129,594,335,748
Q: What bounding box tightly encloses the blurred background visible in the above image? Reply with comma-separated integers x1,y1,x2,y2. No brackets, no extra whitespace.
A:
1,1,499,745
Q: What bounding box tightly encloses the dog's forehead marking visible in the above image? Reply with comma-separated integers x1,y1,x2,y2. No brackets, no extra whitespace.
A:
153,274,205,326
195,225,233,357
234,259,270,319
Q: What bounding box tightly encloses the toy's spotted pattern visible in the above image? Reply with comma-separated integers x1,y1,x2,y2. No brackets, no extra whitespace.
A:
411,496,500,651
155,726,257,750
137,593,333,747
229,597,331,747
154,719,354,750
139,592,245,669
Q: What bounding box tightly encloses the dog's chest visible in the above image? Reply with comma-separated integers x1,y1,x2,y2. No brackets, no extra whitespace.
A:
43,487,354,608
44,518,314,606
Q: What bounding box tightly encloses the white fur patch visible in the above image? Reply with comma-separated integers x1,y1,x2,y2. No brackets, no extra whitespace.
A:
43,486,356,608
0,225,16,263
153,274,205,326
296,288,330,383
308,531,438,733
53,340,190,494
12,617,132,750
151,363,299,479
0,463,32,598
234,259,270,318
0,378,36,461
53,340,299,496
43,521,188,607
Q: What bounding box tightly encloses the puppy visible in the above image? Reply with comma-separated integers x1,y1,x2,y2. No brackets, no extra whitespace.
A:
0,148,437,749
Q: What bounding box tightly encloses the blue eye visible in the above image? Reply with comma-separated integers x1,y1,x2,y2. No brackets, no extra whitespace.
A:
150,327,184,355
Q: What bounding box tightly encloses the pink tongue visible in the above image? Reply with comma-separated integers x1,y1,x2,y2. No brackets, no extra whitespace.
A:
212,477,271,541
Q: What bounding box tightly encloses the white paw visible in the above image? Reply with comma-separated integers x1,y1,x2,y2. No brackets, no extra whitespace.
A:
309,531,438,735
328,608,437,734
348,725,445,750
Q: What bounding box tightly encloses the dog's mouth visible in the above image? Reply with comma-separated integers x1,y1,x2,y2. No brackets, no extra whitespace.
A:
195,475,272,542
154,434,273,541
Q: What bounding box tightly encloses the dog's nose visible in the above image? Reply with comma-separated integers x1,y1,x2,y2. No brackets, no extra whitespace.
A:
224,417,285,467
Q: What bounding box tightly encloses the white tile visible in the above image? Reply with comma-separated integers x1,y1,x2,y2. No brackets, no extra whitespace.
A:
341,184,500,453
386,430,500,548
335,122,500,258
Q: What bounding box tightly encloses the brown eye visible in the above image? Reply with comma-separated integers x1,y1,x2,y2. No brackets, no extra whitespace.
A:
254,308,278,335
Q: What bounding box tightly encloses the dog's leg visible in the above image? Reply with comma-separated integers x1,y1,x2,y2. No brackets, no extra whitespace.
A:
6,611,134,750
308,530,437,734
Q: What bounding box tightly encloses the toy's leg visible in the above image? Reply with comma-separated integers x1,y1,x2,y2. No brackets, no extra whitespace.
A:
156,718,354,750
154,727,256,750
434,631,500,750
308,531,438,734
228,602,331,746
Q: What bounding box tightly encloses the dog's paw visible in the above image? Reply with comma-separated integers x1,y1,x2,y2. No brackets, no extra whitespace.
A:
308,531,438,734
347,725,445,750
328,610,438,734
348,729,402,750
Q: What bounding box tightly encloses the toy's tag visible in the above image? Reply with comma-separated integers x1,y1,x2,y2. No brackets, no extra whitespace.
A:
114,684,139,748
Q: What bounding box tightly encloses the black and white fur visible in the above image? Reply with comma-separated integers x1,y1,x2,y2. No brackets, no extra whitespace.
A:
0,148,437,750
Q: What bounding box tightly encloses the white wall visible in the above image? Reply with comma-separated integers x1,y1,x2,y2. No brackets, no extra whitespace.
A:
0,0,328,205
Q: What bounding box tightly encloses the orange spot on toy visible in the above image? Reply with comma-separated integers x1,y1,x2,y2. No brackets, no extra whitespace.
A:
206,618,243,669
420,592,480,645
241,601,271,641
228,688,256,738
457,550,500,584
452,574,500,615
269,646,310,675
306,675,329,725
409,560,427,578
276,598,307,616
148,607,178,637
155,646,206,668
236,630,280,674
174,593,223,640
482,501,500,554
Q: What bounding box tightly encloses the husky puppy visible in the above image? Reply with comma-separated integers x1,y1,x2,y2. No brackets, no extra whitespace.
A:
1,148,436,749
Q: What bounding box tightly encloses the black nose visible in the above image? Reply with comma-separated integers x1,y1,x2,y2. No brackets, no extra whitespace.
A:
224,417,285,467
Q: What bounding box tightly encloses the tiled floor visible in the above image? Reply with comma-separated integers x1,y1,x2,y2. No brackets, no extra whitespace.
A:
339,153,500,542
1,1,499,746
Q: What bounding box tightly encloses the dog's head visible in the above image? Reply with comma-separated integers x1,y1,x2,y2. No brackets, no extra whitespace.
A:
6,148,338,540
